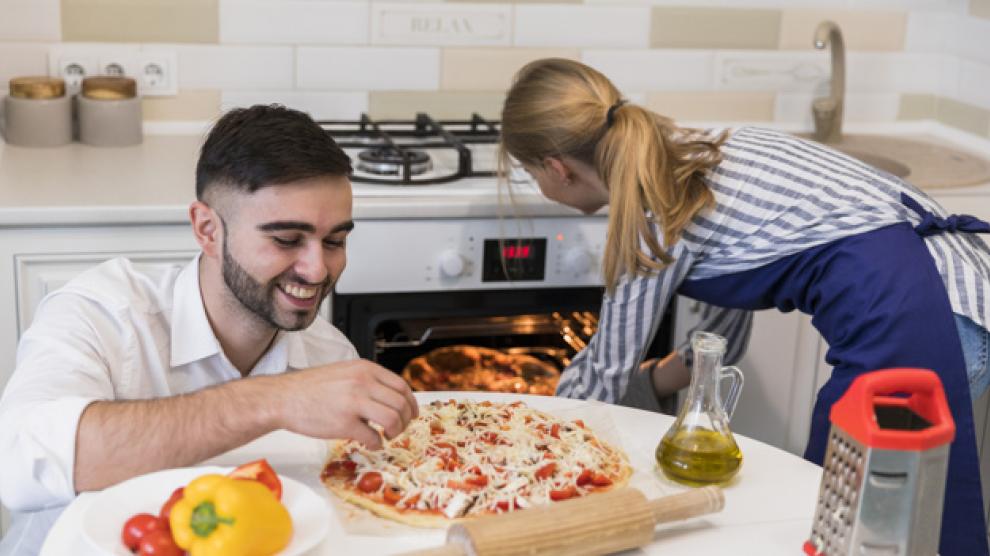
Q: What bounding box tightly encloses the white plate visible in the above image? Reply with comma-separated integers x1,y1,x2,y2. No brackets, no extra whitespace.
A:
81,466,329,556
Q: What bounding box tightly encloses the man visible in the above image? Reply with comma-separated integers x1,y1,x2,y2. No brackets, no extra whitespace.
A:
0,105,418,553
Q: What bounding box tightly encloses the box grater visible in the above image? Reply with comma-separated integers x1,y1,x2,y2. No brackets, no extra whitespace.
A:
803,368,956,556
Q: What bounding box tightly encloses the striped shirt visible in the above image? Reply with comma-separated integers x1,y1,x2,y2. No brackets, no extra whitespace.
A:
557,126,990,403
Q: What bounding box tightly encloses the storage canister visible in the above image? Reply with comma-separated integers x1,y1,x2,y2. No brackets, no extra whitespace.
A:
78,76,143,147
3,76,73,147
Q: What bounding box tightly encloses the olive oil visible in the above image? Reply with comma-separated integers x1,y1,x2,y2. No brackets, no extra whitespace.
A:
657,428,742,486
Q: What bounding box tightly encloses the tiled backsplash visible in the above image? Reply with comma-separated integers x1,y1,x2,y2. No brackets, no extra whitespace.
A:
0,0,988,138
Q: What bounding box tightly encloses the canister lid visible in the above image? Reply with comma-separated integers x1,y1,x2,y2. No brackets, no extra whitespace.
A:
81,76,138,100
9,76,66,99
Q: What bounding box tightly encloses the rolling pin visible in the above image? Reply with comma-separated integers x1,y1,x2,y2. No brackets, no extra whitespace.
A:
398,486,724,556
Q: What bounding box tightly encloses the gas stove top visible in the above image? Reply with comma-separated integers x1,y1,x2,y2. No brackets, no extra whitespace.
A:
319,113,536,198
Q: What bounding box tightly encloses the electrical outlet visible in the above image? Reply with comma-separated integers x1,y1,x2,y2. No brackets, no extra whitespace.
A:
48,47,177,97
98,54,138,79
49,55,98,95
136,51,177,96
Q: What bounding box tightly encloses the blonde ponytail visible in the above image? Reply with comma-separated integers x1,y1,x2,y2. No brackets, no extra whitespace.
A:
500,58,726,291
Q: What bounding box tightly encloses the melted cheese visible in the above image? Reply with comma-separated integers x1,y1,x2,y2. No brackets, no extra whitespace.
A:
333,400,628,518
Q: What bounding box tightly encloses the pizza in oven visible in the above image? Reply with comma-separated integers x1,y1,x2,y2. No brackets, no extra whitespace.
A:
321,399,632,527
402,345,560,395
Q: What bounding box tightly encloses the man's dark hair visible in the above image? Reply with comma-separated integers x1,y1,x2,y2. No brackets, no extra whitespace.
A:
196,104,352,200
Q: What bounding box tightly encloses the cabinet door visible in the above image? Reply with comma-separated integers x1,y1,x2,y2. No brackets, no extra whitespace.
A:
15,251,196,334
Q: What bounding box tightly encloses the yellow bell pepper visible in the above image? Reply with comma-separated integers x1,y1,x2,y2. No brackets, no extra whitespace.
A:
169,474,292,556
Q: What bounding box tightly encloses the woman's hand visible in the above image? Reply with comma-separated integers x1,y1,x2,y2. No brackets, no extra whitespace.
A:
648,351,691,398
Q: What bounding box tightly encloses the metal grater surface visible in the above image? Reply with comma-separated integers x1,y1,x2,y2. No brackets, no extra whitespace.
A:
809,427,865,554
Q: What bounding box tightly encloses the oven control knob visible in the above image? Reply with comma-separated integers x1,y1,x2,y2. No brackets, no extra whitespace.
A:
438,250,466,278
562,248,593,275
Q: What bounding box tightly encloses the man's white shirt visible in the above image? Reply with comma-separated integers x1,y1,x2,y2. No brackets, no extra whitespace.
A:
0,255,358,512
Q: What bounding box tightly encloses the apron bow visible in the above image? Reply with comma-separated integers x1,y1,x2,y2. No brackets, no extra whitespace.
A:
901,193,990,237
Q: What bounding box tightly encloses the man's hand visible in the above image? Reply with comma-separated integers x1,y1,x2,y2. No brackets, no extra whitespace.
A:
272,359,419,449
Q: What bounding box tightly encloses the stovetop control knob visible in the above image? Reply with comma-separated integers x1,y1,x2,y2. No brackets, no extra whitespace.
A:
562,248,593,275
438,250,466,278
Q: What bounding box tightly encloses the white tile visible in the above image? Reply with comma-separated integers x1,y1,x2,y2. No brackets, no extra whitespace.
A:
0,0,59,41
171,45,294,89
846,52,944,94
935,54,961,98
514,5,650,48
297,46,439,90
371,2,511,46
946,15,990,65
957,59,990,111
220,0,369,45
581,50,714,92
714,51,827,93
221,90,369,119
904,11,950,53
0,43,50,85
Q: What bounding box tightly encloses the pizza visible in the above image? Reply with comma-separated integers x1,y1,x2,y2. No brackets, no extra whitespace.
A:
321,399,631,527
402,345,560,395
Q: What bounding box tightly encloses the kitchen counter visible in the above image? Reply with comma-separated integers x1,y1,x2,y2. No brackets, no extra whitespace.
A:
0,120,987,227
40,392,826,556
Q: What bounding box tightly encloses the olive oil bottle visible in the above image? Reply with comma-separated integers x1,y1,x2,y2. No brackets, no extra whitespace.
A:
657,331,744,486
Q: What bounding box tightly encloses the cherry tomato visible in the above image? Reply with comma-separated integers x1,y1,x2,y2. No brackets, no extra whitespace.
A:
576,468,593,487
465,474,488,487
591,473,613,487
137,529,182,556
535,462,556,480
550,423,561,439
228,458,283,500
322,459,357,480
383,485,403,505
357,471,383,493
550,485,578,501
157,487,184,526
121,513,165,552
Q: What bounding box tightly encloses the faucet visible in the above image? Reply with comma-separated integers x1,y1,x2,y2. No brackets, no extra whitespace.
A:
812,20,845,143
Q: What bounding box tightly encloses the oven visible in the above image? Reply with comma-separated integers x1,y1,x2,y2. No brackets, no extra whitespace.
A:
322,114,675,398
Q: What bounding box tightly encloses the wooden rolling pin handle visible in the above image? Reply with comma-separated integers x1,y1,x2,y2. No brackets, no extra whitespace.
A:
650,485,724,525
396,486,724,556
397,544,468,556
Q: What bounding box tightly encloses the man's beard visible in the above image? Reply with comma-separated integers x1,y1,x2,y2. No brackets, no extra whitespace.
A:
221,241,331,332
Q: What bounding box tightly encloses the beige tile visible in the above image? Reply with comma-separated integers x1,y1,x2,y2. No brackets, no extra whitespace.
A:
972,0,990,20
441,48,578,91
62,0,218,43
646,92,775,122
369,91,505,120
935,96,990,137
650,7,781,50
142,89,220,121
779,10,906,51
897,94,937,120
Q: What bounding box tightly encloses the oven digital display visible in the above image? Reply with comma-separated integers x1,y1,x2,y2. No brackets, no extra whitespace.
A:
482,238,547,282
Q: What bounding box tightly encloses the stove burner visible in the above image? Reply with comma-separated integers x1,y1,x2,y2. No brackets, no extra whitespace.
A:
357,148,432,176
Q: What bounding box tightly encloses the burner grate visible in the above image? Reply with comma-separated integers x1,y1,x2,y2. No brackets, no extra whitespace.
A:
318,113,500,185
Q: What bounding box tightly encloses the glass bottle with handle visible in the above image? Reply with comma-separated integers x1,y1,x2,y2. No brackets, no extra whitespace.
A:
656,331,744,486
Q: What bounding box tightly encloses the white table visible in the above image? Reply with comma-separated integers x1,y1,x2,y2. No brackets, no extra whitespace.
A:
42,392,824,555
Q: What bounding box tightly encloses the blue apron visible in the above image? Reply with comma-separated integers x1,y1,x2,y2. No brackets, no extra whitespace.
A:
678,193,990,555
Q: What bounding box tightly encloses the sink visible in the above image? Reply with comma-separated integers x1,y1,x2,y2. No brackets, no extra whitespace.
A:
798,133,990,189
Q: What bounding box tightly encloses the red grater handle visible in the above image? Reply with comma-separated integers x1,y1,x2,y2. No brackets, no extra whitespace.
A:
829,368,955,451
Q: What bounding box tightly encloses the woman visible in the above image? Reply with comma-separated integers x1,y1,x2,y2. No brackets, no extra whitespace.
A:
499,58,990,554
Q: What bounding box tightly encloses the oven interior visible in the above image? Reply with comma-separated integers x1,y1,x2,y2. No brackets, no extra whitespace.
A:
331,287,675,399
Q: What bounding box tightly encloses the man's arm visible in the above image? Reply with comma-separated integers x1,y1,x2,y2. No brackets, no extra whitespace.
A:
75,359,417,493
